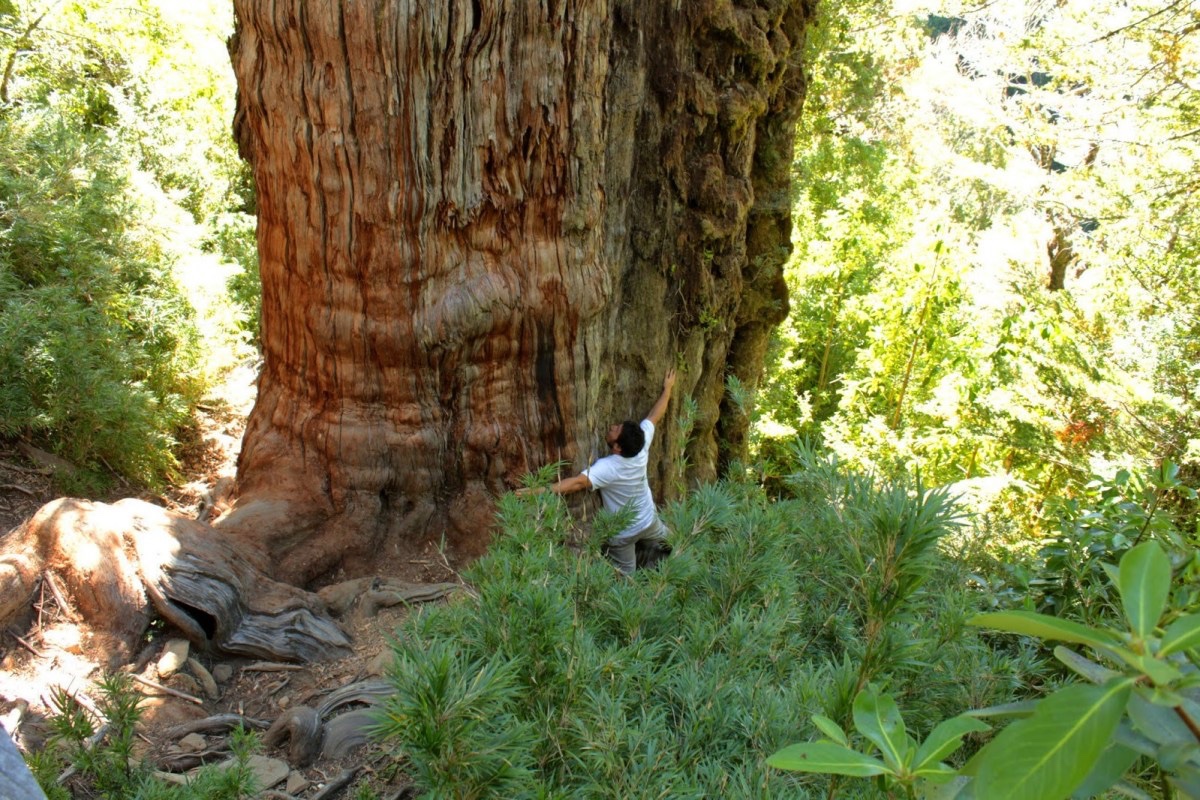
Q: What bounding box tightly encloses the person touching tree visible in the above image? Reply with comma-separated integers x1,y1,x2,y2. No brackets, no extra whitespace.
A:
518,369,677,574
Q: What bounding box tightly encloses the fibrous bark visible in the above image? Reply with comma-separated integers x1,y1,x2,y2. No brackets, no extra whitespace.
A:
225,0,815,585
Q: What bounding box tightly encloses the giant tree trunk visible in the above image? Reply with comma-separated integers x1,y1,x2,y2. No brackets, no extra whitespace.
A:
224,0,815,585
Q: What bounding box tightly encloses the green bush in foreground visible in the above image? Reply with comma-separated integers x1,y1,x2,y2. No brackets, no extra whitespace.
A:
374,457,1027,798
30,673,258,799
771,539,1200,799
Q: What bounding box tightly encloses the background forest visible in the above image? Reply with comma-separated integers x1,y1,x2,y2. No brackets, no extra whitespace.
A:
3,0,1200,798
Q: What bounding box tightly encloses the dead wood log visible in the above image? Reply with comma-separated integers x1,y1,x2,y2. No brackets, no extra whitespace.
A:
316,679,393,718
125,500,351,662
316,577,459,617
161,714,270,739
310,767,360,800
1,498,351,665
320,709,376,761
263,706,323,767
1,499,149,663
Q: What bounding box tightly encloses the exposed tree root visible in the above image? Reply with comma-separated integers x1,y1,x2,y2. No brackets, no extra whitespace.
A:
0,498,352,664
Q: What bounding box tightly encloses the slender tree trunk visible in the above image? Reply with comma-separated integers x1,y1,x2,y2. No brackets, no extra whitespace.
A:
890,258,939,431
224,0,814,585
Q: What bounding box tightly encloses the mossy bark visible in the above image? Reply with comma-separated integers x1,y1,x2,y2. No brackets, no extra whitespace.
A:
227,0,815,585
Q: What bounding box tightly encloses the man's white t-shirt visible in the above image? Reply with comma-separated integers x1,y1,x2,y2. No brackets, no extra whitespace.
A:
582,419,657,539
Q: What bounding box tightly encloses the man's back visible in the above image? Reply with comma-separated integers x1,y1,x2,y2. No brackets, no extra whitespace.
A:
584,419,657,537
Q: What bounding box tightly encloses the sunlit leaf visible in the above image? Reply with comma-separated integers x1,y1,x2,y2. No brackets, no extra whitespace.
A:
913,715,991,774
1162,613,1200,656
974,677,1134,799
767,741,890,776
853,689,908,770
966,700,1039,719
811,713,849,746
1110,651,1182,685
1119,542,1170,638
970,610,1120,650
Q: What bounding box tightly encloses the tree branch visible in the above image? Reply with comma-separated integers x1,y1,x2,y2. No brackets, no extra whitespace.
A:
1092,0,1189,42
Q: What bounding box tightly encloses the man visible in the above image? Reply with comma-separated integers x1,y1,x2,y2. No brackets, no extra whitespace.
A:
517,369,676,574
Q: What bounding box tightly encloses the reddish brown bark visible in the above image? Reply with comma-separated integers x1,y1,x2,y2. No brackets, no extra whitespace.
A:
225,0,815,585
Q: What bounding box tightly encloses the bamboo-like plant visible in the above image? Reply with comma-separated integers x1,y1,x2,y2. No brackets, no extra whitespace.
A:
373,454,1002,797
32,673,260,799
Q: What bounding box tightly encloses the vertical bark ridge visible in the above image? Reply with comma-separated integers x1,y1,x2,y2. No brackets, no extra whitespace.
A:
228,0,814,584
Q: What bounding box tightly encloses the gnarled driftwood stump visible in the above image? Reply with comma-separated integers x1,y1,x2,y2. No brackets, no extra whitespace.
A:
0,498,351,665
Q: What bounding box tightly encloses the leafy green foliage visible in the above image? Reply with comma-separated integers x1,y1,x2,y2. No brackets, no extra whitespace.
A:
208,211,260,342
33,673,260,799
768,687,988,794
0,0,250,488
1029,462,1197,625
773,537,1200,799
374,641,536,799
374,459,1025,797
0,110,203,486
757,0,1200,541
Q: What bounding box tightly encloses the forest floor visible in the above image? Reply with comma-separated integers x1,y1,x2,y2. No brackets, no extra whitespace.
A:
0,363,458,799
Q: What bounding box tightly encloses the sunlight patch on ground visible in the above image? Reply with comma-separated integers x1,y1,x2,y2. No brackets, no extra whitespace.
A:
0,621,104,725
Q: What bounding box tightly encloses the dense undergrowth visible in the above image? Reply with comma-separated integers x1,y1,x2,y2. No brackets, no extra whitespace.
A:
27,674,260,800
0,0,255,492
373,449,1042,799
25,449,1198,798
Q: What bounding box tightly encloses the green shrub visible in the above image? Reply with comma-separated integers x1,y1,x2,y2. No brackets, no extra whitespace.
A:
771,539,1200,799
374,454,1025,797
206,211,260,343
32,672,259,799
0,110,204,488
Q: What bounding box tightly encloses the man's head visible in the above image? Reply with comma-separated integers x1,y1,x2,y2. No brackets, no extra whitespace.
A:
606,420,645,457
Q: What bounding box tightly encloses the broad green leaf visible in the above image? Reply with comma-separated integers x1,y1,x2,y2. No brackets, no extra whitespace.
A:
966,699,1039,719
923,776,972,800
767,741,890,777
1168,763,1200,799
913,764,957,784
913,715,991,774
974,677,1134,800
810,713,849,746
853,689,908,770
1054,646,1119,684
971,611,1120,650
1111,650,1183,685
1158,742,1200,771
1128,693,1195,746
1114,719,1163,757
1119,541,1170,638
1162,613,1200,656
1070,743,1138,799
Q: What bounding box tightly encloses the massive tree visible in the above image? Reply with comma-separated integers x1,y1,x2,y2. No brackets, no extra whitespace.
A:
219,0,815,586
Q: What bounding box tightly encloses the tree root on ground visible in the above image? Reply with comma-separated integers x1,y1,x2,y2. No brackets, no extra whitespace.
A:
1,498,352,664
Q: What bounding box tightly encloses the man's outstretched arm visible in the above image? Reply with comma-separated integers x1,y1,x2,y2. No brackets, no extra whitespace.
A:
515,473,592,497
646,368,677,426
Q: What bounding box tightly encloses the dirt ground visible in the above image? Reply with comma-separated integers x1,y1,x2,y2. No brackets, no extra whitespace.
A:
0,364,461,798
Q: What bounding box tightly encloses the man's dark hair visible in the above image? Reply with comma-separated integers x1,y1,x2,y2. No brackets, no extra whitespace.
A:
616,420,644,457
